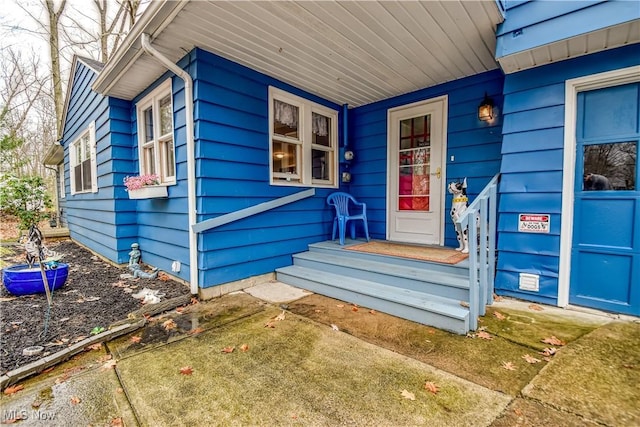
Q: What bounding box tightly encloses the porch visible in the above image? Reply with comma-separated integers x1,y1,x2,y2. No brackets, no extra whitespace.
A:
277,239,477,335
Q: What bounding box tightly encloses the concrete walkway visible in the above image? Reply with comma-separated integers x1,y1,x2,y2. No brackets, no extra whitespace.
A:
1,282,638,426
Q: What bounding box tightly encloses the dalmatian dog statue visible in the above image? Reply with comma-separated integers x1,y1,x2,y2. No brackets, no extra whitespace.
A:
448,178,470,254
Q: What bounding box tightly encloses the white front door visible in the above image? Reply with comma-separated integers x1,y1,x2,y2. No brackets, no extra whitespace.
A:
387,97,447,245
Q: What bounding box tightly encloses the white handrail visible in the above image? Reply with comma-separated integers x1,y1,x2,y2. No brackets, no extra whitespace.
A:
456,173,500,330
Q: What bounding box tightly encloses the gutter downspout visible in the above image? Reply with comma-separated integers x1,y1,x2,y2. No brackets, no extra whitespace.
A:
140,33,198,295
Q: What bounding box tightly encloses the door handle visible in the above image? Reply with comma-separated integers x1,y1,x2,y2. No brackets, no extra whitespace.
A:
430,167,441,179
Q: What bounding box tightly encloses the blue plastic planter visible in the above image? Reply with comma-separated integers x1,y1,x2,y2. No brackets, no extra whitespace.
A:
2,263,69,296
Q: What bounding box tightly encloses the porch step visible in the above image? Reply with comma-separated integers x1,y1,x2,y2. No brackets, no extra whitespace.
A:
291,251,469,301
308,240,469,277
276,265,469,334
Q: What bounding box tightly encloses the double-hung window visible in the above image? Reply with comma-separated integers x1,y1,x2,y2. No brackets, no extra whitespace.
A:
136,80,175,184
269,87,338,187
69,121,97,194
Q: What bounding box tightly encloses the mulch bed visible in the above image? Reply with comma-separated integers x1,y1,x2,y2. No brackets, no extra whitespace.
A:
1,239,191,374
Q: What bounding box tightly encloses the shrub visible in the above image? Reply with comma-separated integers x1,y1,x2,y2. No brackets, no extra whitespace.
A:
0,174,52,230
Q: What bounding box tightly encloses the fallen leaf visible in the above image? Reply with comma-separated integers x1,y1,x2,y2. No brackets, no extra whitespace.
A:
369,309,377,315
130,336,142,343
42,367,55,374
97,354,112,363
85,296,101,302
541,336,565,346
0,297,16,302
264,321,276,328
477,331,493,340
426,329,436,335
336,304,344,308
187,327,204,335
331,324,339,331
493,294,504,302
158,272,170,281
1,414,26,423
101,360,117,370
3,384,24,395
352,303,359,308
73,335,89,343
275,310,286,321
351,306,359,312
528,303,544,311
221,346,235,353
240,343,249,352
502,361,516,371
522,354,541,364
176,306,185,313
314,309,322,313
70,396,81,405
162,319,177,330
424,381,439,395
514,408,523,416
110,418,124,427
31,398,42,408
179,366,193,375
116,388,124,394
493,311,506,320
190,297,199,305
86,343,102,351
400,389,415,401
540,347,557,357
459,301,470,308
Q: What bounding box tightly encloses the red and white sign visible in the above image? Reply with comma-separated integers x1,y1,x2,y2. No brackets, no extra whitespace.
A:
518,214,550,233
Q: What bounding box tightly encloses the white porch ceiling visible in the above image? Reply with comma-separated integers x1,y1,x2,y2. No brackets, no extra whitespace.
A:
94,0,504,107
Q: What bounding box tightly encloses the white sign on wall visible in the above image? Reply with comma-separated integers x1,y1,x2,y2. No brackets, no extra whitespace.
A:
518,214,550,233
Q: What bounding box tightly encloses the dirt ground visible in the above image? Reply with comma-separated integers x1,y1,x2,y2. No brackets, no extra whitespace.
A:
0,238,190,374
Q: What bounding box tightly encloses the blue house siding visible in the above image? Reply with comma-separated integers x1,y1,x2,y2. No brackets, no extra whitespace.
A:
191,48,344,288
61,60,137,265
349,70,504,248
496,43,640,304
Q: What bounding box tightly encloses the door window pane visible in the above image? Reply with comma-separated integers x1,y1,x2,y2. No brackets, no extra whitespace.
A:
398,114,431,211
583,142,636,190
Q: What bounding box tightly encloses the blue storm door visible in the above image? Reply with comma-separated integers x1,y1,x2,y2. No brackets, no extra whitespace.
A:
570,82,640,316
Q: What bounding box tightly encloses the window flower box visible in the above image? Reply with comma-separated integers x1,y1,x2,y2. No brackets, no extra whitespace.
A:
124,174,168,199
127,185,167,199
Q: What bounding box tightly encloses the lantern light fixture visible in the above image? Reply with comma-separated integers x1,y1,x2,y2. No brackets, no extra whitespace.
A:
478,92,494,122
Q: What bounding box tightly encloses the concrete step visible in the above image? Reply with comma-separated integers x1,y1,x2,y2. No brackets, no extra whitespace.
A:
276,265,469,334
292,251,469,301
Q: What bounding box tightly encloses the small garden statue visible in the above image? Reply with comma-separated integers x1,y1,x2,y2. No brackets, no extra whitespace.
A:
128,243,158,279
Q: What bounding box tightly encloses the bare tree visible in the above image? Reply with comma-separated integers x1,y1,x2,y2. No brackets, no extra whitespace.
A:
0,48,51,177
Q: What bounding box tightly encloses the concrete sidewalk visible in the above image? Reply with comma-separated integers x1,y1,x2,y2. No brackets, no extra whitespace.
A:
1,282,638,426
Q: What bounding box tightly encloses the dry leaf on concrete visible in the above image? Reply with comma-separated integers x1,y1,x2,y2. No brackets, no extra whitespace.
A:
502,361,516,371
424,381,439,395
522,354,541,364
3,384,24,395
400,389,416,400
493,311,506,320
528,304,544,311
477,331,494,340
541,336,565,346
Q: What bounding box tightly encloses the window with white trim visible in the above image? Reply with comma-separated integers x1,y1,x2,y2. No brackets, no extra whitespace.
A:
136,80,175,184
269,87,338,187
69,121,97,194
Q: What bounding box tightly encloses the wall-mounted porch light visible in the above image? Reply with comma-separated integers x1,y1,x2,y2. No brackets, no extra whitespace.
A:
478,92,494,122
274,152,285,159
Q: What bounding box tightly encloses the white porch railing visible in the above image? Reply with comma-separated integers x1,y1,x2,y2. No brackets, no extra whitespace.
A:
456,173,500,330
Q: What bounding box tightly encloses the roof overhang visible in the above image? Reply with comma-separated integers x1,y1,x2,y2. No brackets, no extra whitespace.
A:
498,20,640,74
43,143,64,165
93,0,504,107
